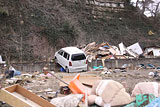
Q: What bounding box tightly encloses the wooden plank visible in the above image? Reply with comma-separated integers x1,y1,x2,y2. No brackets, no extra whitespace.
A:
0,84,55,107
12,92,41,107
5,84,17,93
0,89,32,107
16,85,55,107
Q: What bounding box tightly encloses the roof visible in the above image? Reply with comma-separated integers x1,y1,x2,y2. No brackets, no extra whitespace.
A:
61,47,84,54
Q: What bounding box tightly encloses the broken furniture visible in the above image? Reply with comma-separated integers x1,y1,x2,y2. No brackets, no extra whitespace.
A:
0,84,55,107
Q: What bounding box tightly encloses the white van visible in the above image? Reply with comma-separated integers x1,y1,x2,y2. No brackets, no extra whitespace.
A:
54,47,87,73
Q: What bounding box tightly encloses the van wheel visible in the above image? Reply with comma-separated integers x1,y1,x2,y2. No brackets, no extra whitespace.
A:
65,67,69,73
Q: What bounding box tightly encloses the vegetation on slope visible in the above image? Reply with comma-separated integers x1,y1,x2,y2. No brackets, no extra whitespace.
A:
0,0,159,62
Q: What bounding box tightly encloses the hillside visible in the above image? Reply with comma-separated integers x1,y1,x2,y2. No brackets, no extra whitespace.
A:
0,0,160,62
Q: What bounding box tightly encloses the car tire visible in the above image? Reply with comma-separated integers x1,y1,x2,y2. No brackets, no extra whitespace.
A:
65,67,69,73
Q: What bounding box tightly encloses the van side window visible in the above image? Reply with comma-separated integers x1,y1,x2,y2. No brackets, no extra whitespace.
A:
67,54,70,60
63,52,70,60
58,50,63,56
63,52,68,59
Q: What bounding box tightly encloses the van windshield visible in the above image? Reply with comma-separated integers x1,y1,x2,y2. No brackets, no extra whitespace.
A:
71,53,86,61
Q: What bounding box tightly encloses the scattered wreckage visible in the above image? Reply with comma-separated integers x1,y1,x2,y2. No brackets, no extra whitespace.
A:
0,42,160,107
1,72,160,107
0,61,160,107
80,42,160,62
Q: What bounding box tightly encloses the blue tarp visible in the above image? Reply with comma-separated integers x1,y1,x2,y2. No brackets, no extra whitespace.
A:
146,97,160,107
14,70,21,76
93,66,103,70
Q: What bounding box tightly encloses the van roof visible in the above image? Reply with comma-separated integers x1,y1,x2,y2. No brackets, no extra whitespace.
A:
61,47,84,54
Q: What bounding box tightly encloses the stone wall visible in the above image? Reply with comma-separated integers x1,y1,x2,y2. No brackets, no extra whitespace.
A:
67,0,125,8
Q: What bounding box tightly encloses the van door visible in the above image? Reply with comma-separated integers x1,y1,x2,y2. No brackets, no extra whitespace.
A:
62,52,70,68
71,53,86,67
57,50,64,66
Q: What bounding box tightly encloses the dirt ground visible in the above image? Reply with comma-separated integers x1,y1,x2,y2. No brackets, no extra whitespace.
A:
47,66,160,100
0,66,159,107
98,69,158,94
56,68,158,94
23,67,160,101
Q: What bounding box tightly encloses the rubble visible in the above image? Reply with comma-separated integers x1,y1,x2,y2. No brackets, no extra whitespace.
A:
4,66,21,79
144,46,160,58
148,72,155,77
127,42,143,55
81,41,160,62
82,42,143,62
1,69,160,107
50,94,83,107
1,56,160,107
146,97,160,107
125,94,156,107
147,64,156,69
93,66,104,70
0,55,5,64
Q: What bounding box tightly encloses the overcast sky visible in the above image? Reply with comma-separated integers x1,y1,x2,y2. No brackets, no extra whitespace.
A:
130,0,160,17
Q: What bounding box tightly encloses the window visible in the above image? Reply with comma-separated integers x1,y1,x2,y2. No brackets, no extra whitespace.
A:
58,50,63,56
67,54,70,60
63,52,68,59
63,52,70,60
71,53,86,61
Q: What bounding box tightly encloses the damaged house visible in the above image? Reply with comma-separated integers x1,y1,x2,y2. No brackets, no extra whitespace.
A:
144,46,160,58
0,55,5,64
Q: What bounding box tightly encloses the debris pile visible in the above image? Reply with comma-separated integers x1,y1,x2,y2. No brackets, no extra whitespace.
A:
81,42,160,62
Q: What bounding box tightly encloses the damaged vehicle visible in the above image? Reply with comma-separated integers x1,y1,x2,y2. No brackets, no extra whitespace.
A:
54,47,88,73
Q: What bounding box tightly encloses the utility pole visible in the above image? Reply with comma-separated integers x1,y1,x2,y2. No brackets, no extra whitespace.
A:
20,15,24,71
20,31,23,71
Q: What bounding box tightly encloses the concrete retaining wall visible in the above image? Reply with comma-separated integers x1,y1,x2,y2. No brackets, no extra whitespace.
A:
89,58,160,69
0,62,55,73
0,58,160,72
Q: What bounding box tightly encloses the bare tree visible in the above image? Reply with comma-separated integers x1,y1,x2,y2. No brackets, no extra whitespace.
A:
152,2,160,23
